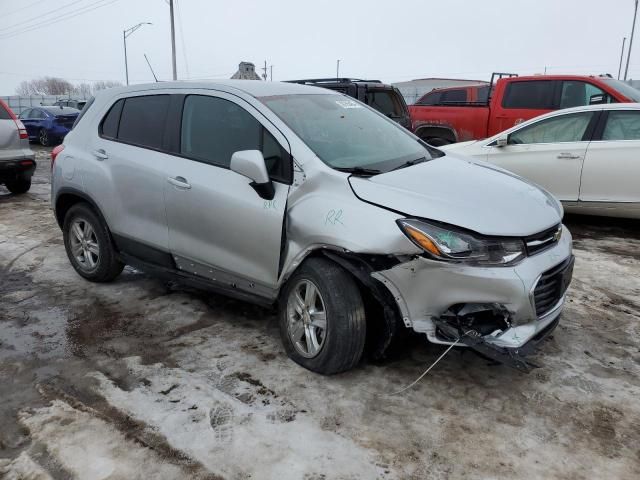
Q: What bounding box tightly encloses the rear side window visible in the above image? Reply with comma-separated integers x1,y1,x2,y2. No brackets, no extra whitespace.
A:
417,91,441,105
100,99,124,138
602,111,640,141
117,95,170,149
440,89,467,103
180,95,291,182
503,81,555,109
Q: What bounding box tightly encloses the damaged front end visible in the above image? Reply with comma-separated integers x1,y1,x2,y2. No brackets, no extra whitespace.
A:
433,303,546,373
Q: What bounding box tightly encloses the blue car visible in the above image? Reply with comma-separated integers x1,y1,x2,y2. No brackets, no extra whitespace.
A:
18,106,79,146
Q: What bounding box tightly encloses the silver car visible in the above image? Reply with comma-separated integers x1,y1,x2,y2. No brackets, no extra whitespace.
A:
0,100,36,194
51,81,574,374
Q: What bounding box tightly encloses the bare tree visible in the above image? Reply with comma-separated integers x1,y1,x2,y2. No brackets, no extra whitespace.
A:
92,80,123,92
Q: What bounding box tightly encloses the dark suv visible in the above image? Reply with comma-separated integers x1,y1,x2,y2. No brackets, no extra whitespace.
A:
286,78,411,129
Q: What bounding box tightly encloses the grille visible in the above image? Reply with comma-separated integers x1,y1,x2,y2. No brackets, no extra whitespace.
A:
525,224,562,256
533,256,574,317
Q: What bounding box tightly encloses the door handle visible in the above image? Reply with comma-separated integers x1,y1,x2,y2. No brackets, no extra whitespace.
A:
557,153,581,159
92,149,108,160
167,176,191,189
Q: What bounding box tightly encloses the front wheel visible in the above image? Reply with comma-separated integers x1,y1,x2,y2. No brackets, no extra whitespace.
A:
279,257,366,374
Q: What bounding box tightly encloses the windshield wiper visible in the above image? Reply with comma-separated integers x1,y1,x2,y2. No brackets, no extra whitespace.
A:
334,166,382,176
391,156,427,171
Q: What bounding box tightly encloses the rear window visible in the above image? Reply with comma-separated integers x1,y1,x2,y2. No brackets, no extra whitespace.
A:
502,81,555,109
477,85,490,103
115,95,170,149
416,91,441,105
367,90,404,117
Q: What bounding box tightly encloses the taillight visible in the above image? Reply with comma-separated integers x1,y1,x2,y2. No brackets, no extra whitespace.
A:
15,119,28,139
51,145,65,170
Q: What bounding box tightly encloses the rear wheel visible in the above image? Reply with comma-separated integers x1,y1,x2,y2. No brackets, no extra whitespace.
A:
63,203,124,282
38,128,50,146
279,258,366,374
5,178,31,194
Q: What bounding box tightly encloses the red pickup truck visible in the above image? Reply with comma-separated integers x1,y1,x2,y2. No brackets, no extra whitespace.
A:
409,74,640,145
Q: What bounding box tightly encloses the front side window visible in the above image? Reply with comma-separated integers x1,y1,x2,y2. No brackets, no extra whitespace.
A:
180,95,290,181
509,112,594,145
261,93,433,171
117,95,170,149
602,111,640,141
560,81,608,108
503,81,555,109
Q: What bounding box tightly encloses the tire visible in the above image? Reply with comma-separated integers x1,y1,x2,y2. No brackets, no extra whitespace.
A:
38,128,50,146
5,178,31,194
63,203,124,282
426,137,451,147
279,257,366,374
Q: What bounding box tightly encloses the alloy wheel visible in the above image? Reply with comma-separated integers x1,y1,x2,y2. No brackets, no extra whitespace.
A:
286,279,327,358
39,129,48,146
69,218,100,271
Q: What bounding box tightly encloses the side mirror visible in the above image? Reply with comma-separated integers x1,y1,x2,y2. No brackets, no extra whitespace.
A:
230,150,275,200
496,135,508,147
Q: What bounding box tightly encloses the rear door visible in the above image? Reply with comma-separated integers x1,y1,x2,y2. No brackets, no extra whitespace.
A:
84,94,172,253
580,109,640,203
486,110,598,201
489,80,556,135
164,92,290,294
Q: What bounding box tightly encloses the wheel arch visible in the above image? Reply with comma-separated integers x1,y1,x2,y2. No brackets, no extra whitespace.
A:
54,187,109,231
414,125,458,144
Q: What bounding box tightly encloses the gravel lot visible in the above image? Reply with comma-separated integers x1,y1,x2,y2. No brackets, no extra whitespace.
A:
1,146,639,479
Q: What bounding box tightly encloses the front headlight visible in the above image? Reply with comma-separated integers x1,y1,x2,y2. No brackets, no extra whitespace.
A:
397,219,525,266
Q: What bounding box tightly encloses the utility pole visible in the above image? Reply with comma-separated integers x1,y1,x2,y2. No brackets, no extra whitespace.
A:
336,59,340,79
169,0,177,80
270,65,273,81
262,60,268,81
624,0,639,81
619,37,627,79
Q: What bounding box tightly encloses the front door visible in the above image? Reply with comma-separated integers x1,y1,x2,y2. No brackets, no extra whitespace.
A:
486,110,597,201
164,93,290,296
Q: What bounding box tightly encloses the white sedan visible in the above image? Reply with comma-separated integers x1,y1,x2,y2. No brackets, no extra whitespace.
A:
441,103,640,218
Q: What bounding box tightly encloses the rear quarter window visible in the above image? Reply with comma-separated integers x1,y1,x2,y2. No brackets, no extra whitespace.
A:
114,95,170,149
502,81,555,109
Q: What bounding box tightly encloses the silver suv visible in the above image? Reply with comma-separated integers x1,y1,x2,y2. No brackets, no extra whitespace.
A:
52,81,574,374
0,100,35,194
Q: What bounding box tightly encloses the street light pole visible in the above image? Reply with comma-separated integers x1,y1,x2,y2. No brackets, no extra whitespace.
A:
624,0,639,81
169,0,177,80
123,22,152,86
618,37,627,80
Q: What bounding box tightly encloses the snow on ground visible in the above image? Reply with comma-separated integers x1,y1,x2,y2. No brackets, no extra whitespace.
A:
1,152,640,479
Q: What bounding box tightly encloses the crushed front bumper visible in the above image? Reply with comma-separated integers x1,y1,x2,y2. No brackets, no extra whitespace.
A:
372,225,573,371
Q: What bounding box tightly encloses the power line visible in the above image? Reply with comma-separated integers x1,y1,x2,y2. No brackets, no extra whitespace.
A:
4,0,48,19
0,0,86,33
0,0,119,40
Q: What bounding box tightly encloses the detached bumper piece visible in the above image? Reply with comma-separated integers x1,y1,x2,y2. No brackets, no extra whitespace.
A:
433,303,559,373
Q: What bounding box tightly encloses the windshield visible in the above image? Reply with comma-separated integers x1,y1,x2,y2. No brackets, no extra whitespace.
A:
260,94,431,171
601,78,640,102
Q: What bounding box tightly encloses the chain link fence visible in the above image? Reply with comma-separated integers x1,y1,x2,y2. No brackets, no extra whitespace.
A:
1,94,91,115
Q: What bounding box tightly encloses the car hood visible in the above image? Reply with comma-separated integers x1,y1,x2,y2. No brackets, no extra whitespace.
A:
439,140,478,150
348,155,562,236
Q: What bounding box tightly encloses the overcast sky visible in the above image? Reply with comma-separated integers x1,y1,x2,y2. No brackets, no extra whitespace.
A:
0,0,637,93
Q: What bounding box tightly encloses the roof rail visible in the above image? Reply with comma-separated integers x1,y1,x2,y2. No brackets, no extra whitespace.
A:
285,78,382,85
